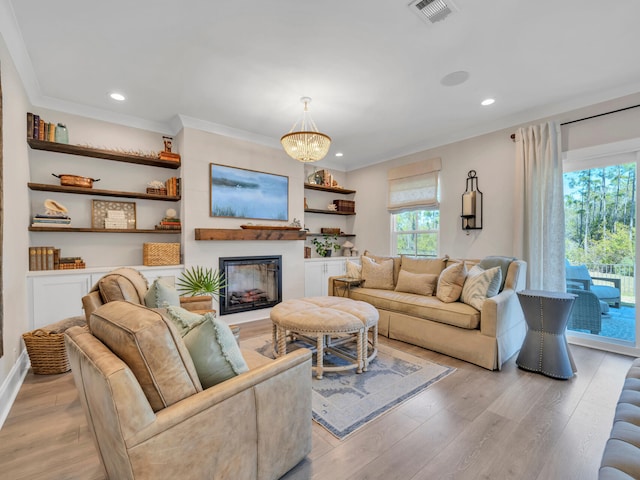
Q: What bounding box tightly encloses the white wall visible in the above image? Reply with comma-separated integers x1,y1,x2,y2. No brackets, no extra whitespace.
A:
181,127,306,324
0,34,32,415
347,93,640,260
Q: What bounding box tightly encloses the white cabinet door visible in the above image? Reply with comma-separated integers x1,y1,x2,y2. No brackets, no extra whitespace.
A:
304,261,325,297
30,274,91,329
304,258,347,297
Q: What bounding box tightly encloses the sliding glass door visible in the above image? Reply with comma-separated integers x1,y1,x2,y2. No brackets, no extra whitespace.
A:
564,152,637,348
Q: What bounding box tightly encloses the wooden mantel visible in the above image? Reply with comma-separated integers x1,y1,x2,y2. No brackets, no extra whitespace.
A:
195,228,307,241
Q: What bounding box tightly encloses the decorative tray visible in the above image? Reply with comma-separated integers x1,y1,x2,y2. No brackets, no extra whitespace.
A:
240,225,302,230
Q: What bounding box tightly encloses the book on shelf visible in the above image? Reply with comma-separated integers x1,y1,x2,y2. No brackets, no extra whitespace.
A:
27,113,34,140
38,119,45,140
28,246,57,271
31,222,72,228
33,114,40,140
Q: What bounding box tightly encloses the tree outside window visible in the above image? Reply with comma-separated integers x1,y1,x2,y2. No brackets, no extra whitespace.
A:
392,209,439,257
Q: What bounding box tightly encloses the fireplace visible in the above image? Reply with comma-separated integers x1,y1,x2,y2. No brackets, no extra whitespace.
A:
219,256,282,315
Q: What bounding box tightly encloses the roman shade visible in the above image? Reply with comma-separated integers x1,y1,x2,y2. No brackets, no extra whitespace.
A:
387,157,441,213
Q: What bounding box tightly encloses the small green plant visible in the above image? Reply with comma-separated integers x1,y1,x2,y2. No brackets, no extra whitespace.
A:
176,266,227,300
312,234,341,257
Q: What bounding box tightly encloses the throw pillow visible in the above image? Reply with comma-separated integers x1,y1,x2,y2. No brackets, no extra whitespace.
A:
361,256,395,290
164,305,208,335
436,262,467,303
394,270,438,296
182,312,249,389
144,278,181,308
400,256,448,275
460,265,502,311
363,251,402,284
478,256,516,291
346,260,362,280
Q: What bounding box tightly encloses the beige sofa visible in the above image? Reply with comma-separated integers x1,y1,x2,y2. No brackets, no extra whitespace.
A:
65,301,312,480
329,255,527,370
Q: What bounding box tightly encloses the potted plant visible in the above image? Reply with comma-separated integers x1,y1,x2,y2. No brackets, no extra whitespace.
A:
312,234,341,257
176,266,227,311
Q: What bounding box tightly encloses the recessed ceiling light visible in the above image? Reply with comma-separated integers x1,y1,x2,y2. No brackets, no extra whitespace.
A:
109,92,126,101
335,152,344,157
481,98,495,106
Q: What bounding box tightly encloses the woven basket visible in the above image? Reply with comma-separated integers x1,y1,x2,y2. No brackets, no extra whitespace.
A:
143,242,180,266
22,329,70,374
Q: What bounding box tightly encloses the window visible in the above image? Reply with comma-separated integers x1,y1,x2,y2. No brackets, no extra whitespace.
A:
392,209,439,257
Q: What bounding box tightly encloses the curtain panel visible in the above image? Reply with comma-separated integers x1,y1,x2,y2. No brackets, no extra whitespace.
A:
513,121,566,291
387,157,441,213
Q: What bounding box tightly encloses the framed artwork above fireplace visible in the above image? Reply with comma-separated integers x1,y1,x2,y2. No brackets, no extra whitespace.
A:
210,163,289,221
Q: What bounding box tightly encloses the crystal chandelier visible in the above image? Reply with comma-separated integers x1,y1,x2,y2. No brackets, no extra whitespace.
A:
280,97,331,163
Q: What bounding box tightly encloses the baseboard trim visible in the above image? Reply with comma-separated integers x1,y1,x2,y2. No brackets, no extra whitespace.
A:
0,350,29,429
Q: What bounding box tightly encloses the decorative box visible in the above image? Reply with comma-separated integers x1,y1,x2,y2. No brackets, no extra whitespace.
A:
321,227,341,235
143,242,180,266
333,199,355,213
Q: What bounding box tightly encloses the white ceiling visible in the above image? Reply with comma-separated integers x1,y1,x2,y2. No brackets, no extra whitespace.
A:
4,0,640,171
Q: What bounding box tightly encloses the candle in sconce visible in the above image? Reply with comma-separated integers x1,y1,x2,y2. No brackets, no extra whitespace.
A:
462,191,476,216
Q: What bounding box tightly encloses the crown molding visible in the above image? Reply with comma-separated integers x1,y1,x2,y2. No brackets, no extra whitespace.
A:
176,114,281,149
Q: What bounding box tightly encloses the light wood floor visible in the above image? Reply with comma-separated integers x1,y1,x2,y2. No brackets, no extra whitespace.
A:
0,319,634,480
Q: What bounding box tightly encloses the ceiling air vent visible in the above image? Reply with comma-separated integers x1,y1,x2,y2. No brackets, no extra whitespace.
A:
408,0,458,24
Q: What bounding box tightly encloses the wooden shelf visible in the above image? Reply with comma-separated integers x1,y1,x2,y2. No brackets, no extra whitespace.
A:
306,233,356,237
29,227,180,233
28,183,181,201
304,183,355,194
304,208,355,216
28,139,181,169
195,228,306,241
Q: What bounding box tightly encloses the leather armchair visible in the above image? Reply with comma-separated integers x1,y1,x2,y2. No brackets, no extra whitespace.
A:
81,267,213,323
65,301,312,480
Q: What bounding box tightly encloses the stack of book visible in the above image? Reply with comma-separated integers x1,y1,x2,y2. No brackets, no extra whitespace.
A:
58,257,86,270
156,216,181,230
31,213,71,228
29,246,58,271
26,112,67,143
166,177,180,196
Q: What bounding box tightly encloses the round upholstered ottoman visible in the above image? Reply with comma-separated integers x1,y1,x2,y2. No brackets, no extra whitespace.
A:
270,296,378,379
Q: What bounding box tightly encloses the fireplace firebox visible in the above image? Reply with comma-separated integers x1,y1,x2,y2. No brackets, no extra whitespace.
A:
219,256,282,315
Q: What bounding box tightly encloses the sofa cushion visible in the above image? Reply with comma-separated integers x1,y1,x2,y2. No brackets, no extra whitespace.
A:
436,262,467,303
461,265,502,311
89,301,202,412
144,278,181,308
361,256,395,290
346,260,362,280
349,287,480,329
182,313,249,389
363,251,402,284
478,256,515,291
394,270,438,296
400,256,447,275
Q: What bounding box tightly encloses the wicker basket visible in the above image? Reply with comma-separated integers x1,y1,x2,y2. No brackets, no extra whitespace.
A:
143,242,180,266
22,316,86,374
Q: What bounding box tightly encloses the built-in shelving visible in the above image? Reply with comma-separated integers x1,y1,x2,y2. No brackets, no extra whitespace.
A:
28,139,181,169
28,183,181,201
304,208,355,216
304,183,356,195
28,227,180,233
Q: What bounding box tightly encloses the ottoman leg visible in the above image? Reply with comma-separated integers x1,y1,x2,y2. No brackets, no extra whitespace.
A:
316,334,324,379
276,326,287,358
356,330,364,373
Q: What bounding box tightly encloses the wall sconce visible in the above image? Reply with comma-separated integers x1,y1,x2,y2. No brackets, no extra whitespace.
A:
461,170,483,231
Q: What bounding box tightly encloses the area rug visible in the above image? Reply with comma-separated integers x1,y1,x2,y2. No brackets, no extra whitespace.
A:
242,335,455,440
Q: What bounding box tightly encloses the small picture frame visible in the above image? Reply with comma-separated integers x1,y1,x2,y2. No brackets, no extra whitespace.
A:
91,200,136,229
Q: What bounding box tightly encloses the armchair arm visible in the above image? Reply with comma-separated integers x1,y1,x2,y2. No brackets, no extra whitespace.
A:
128,348,312,444
566,277,590,290
480,288,524,338
591,276,621,290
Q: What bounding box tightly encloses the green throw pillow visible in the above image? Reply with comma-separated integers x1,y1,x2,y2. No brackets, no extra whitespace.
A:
144,279,181,308
164,305,208,335
182,312,249,388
